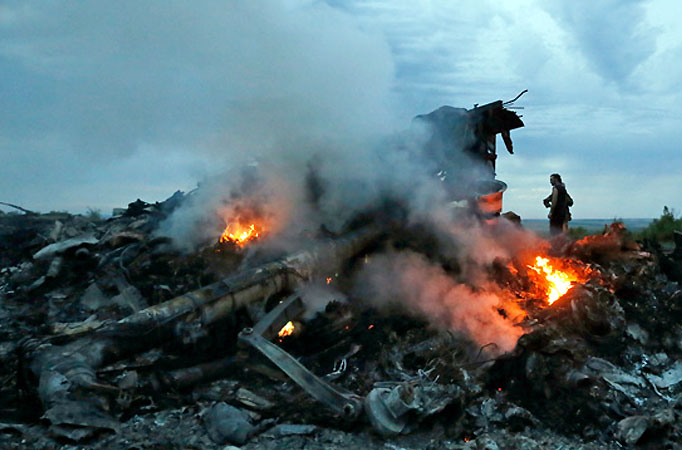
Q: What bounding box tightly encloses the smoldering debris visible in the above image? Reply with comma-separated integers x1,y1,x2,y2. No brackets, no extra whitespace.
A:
355,250,524,354
0,92,679,448
1,190,682,449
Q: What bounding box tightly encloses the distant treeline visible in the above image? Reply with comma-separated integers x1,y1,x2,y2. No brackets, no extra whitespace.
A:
564,207,682,242
635,206,682,242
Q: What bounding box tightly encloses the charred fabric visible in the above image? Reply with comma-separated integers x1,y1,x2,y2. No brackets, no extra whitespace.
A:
1,99,681,449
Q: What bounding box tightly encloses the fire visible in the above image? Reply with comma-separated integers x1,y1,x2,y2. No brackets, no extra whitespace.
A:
219,223,262,246
278,321,295,338
527,256,577,304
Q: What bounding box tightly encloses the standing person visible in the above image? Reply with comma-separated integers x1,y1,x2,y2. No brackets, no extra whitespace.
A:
543,173,573,236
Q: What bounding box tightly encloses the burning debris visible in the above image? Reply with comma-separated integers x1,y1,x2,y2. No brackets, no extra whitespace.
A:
2,196,680,449
519,254,594,306
278,321,295,338
526,256,576,304
219,222,263,246
1,99,681,449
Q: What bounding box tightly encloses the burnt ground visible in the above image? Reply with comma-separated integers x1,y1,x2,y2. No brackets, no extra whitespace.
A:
1,196,681,449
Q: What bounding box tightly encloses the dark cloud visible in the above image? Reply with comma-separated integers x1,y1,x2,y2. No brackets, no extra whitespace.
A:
542,0,657,83
1,0,680,219
0,0,398,212
0,0,397,158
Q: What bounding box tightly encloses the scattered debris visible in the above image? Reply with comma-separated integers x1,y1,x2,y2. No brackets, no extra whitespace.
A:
2,169,682,448
616,415,649,446
204,402,255,445
33,235,99,260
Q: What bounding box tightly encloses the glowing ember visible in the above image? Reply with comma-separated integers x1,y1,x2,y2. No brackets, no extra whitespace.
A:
278,321,295,337
326,277,332,285
527,256,576,304
219,223,262,246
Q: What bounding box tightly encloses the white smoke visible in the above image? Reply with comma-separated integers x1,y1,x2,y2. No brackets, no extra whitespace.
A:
355,250,524,354
296,282,348,320
433,215,547,275
158,0,425,248
155,1,531,352
352,217,548,354
158,1,472,250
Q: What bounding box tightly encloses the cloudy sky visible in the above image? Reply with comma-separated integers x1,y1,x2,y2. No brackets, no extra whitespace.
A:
1,0,680,219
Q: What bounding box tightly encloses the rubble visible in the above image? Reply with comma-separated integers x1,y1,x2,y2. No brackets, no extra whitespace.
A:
203,402,256,445
33,234,99,260
615,415,650,446
1,187,682,449
365,381,461,435
79,282,110,311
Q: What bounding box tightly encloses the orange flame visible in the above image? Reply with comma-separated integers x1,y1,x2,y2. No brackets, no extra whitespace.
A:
278,321,295,337
527,256,576,304
219,223,262,246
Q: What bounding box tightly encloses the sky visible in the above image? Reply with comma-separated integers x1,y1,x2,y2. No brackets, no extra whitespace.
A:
1,0,681,219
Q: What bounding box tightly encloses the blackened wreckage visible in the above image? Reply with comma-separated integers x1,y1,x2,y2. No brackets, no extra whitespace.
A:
0,96,681,449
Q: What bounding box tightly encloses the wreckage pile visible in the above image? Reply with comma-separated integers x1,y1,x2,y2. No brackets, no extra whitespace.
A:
1,194,681,449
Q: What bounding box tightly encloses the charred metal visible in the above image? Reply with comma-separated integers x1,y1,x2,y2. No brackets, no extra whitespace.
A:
1,99,681,449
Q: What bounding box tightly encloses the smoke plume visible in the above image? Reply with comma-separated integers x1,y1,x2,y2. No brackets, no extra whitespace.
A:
155,1,532,352
355,250,524,354
158,0,424,248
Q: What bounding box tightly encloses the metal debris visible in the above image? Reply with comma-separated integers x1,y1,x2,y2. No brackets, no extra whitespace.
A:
33,235,99,260
1,189,682,449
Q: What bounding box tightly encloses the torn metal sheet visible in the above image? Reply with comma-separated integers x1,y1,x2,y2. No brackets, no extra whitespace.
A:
33,235,99,260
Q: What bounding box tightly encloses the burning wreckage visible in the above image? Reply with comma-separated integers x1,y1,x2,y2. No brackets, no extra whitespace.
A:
1,97,682,449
